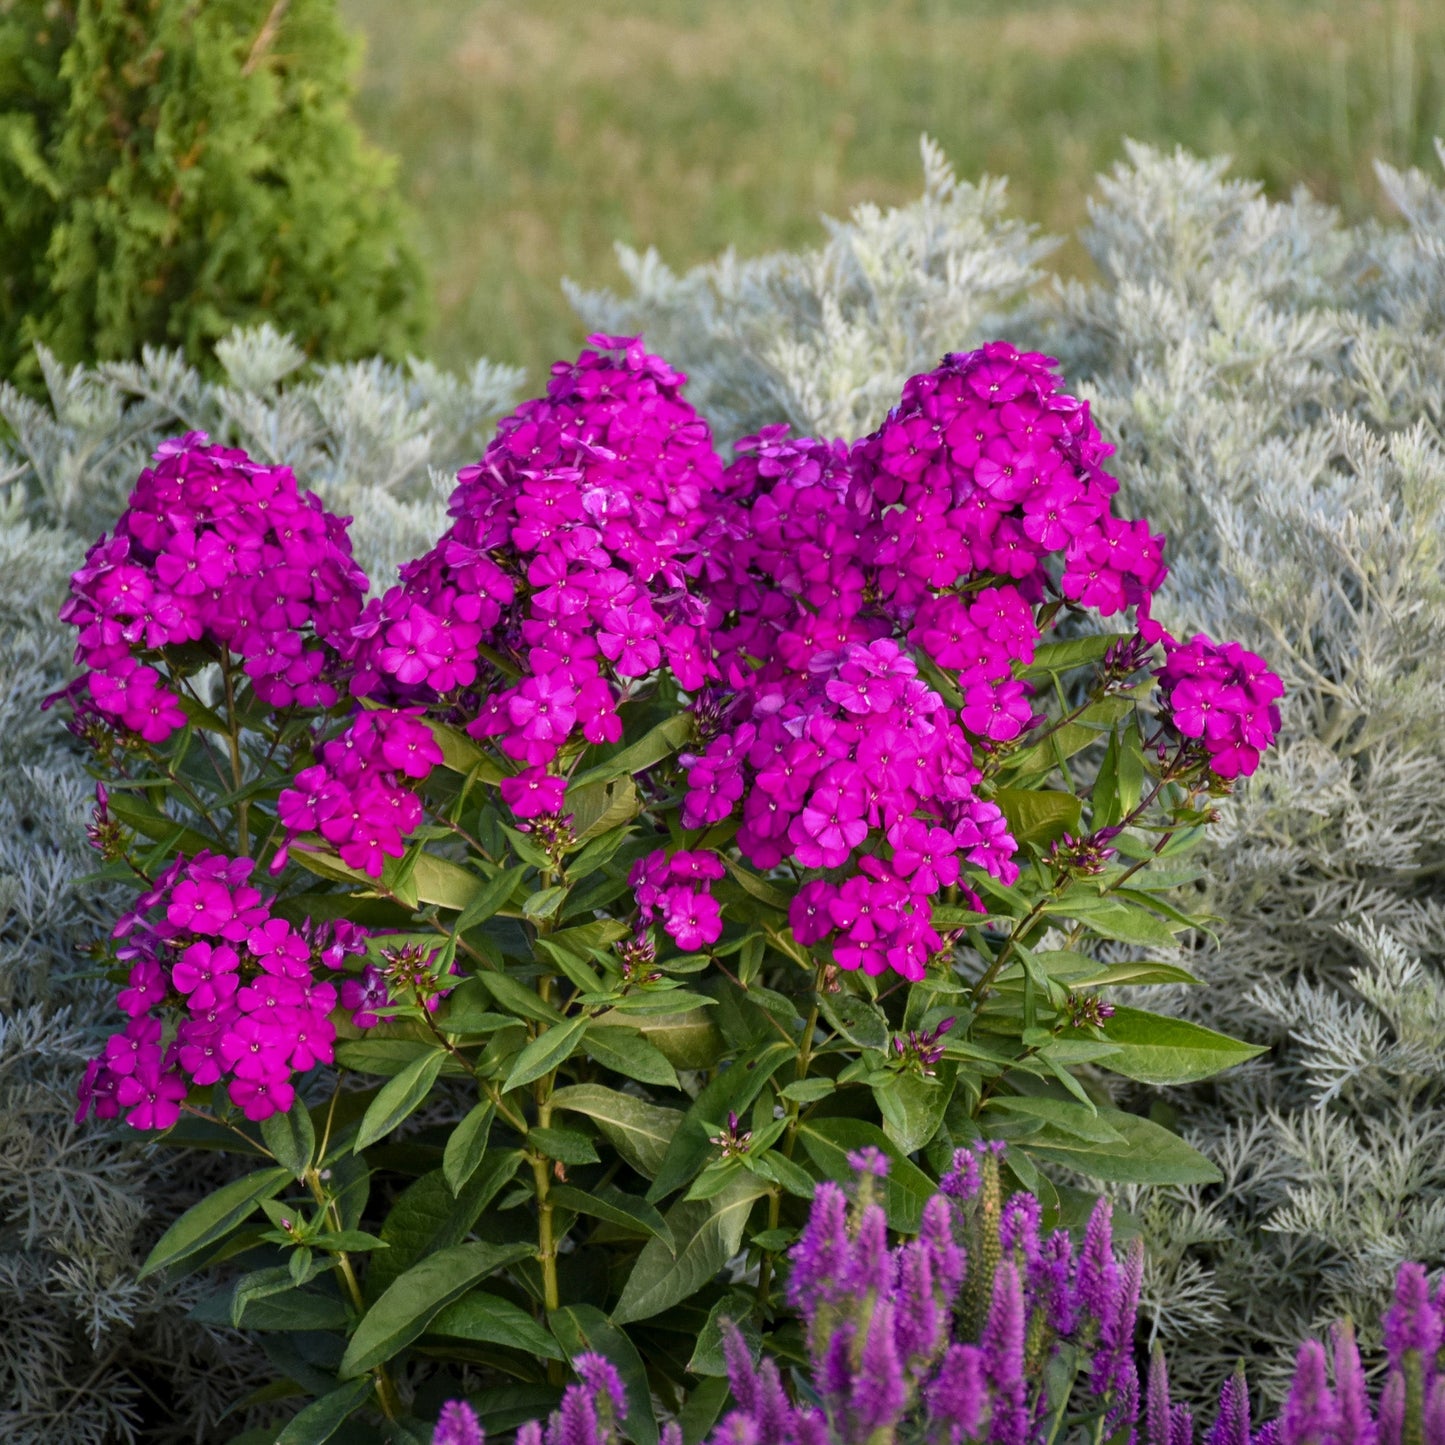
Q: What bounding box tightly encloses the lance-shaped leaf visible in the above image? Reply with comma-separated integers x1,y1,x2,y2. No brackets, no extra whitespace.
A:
549,1183,675,1252
612,1174,769,1325
550,1084,682,1180
354,1049,446,1152
502,1015,588,1093
140,1167,292,1278
1094,1006,1267,1085
339,1239,533,1377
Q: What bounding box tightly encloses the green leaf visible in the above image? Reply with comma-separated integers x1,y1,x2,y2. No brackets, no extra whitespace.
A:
817,988,890,1050
229,1264,324,1327
570,712,694,788
1025,1105,1223,1185
261,1098,316,1178
550,1085,683,1180
612,1174,769,1324
583,1024,681,1089
722,858,790,912
456,864,528,931
873,1069,953,1155
503,1016,588,1093
687,1291,760,1377
780,1077,836,1104
549,1183,675,1252
273,1377,375,1445
991,786,1083,848
1054,959,1202,988
566,776,640,842
340,1240,533,1377
334,1038,470,1078
749,1150,817,1200
647,1041,793,1202
522,885,568,921
432,1291,564,1360
354,1050,446,1153
1095,1007,1267,1085
367,1154,523,1299
632,1010,723,1071
477,970,568,1024
1019,633,1129,678
983,1095,1127,1143
1042,894,1181,947
529,1125,599,1165
413,854,490,913
549,1305,660,1445
796,1118,935,1232
1093,720,1146,829
140,1167,292,1279
423,720,506,780
443,1103,495,1196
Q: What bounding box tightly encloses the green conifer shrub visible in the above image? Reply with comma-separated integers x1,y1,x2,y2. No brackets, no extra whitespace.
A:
0,0,428,391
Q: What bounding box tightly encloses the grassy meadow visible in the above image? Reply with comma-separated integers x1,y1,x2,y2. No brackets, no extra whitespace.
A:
339,0,1445,385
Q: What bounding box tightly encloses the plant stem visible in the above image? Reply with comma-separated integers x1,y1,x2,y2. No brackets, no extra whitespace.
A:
757,966,824,1312
529,938,565,1384
220,655,250,854
305,1167,403,1421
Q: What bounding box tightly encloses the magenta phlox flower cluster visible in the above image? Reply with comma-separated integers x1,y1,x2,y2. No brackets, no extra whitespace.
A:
629,848,726,951
76,851,366,1128
682,635,1014,981
59,433,367,743
277,707,444,877
347,337,724,771
682,345,1177,984
855,343,1164,616
1146,620,1284,780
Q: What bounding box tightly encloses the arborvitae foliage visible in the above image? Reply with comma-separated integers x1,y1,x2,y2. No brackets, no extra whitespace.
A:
0,0,428,391
0,330,519,1443
573,138,1445,1404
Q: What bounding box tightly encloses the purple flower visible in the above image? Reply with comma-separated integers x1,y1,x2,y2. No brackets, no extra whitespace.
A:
1206,1371,1252,1445
434,1400,485,1445
981,1261,1028,1445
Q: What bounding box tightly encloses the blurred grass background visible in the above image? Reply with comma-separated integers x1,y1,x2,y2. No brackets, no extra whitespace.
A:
339,0,1445,385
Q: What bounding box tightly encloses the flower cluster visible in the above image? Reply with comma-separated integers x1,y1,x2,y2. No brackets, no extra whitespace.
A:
435,1355,668,1445
278,707,444,877
75,852,365,1127
339,940,461,1029
683,344,1181,983
59,433,367,744
628,848,726,952
683,636,1015,980
349,336,725,765
1149,625,1284,780
448,1155,1445,1445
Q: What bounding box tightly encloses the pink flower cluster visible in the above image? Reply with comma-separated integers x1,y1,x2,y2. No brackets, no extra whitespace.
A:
683,638,1017,981
1150,626,1283,779
628,848,726,952
683,345,1173,981
59,433,367,743
76,852,366,1128
277,708,444,878
348,336,724,767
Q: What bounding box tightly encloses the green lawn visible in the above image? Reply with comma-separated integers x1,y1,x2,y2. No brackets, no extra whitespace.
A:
339,0,1445,386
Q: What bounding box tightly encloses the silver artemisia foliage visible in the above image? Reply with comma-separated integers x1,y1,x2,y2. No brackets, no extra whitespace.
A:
0,332,520,1442
574,136,1445,1402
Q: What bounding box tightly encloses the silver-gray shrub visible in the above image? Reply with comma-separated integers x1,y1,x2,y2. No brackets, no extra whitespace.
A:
572,138,1445,1401
0,333,519,1442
